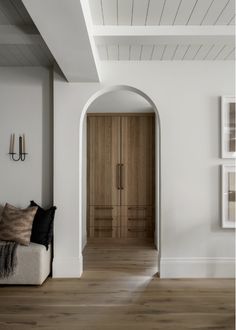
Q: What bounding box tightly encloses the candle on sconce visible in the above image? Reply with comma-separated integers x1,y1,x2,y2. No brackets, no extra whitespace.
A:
12,134,15,153
11,134,15,154
23,134,26,154
9,134,12,153
19,135,22,155
8,133,27,161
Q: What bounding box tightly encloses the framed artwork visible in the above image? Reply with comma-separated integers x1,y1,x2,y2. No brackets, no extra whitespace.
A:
222,164,236,228
221,96,236,159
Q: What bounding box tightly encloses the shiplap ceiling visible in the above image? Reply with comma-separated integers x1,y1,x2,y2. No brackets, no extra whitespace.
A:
89,0,235,26
0,0,54,66
88,0,235,61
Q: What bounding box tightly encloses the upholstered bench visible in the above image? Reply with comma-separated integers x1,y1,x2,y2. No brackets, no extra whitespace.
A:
0,242,51,285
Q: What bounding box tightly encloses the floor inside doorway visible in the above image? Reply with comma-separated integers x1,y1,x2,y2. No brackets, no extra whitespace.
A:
83,239,158,276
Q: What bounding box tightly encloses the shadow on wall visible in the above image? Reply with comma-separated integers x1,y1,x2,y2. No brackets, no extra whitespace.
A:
41,70,53,208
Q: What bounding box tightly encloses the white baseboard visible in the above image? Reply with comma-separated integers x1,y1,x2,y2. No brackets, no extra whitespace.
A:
160,257,235,278
52,256,83,278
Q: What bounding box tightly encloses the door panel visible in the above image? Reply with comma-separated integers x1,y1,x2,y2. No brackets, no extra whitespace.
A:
121,116,155,206
88,116,121,206
87,114,155,241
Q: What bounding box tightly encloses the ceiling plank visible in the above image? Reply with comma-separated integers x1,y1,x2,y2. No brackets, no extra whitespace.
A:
0,0,31,25
118,0,132,25
162,44,177,59
15,44,36,65
173,0,197,25
102,0,117,25
224,47,235,60
97,44,108,60
228,15,235,25
182,44,201,60
0,46,19,66
0,8,10,24
193,44,213,60
132,0,149,25
172,45,189,60
12,44,30,65
187,0,213,25
28,44,51,66
146,0,166,25
119,44,129,60
107,45,118,60
215,0,235,25
212,45,229,59
152,45,166,60
203,44,226,59
140,44,153,60
160,0,182,25
130,45,142,60
201,0,230,25
1,45,24,65
89,0,104,25
0,25,42,45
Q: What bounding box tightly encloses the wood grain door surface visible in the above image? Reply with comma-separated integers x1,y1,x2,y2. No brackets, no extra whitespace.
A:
121,116,155,206
87,114,155,239
88,116,121,206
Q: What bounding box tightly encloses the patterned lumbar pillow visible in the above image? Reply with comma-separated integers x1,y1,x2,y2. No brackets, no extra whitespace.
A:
0,203,38,246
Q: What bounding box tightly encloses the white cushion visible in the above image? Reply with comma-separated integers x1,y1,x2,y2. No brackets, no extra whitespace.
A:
0,242,51,285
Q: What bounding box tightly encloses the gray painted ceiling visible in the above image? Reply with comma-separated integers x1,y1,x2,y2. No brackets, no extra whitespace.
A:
0,0,54,67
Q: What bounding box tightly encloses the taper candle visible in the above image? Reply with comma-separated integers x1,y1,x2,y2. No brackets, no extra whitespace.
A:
23,134,25,153
19,136,22,155
9,134,12,153
12,134,15,153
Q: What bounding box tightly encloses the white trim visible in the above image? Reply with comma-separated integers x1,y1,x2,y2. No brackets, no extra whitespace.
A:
78,85,161,276
53,256,83,278
92,26,234,46
92,25,234,37
160,257,235,278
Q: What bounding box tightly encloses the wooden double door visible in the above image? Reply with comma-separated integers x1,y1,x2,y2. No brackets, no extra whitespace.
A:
87,114,155,240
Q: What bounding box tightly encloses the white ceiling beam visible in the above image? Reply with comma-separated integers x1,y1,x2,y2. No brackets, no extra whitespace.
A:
22,0,99,82
0,25,42,45
93,25,234,46
92,25,234,37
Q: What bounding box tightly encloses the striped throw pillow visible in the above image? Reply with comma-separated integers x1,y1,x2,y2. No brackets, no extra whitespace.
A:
0,203,38,246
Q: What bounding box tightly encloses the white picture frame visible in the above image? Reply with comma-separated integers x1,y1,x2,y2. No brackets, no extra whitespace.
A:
221,164,236,229
221,96,236,159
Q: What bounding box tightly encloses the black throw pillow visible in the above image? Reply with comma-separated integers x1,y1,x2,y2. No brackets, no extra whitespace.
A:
30,200,56,249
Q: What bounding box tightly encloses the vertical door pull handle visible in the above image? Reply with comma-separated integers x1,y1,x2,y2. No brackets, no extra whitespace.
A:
117,164,120,190
120,164,124,190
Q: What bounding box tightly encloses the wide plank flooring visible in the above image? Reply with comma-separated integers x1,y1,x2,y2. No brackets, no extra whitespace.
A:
0,240,234,330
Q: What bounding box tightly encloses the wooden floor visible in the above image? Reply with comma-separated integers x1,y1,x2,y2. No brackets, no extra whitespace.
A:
0,240,234,330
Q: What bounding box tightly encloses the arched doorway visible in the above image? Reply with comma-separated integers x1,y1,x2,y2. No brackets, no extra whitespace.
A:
78,85,161,274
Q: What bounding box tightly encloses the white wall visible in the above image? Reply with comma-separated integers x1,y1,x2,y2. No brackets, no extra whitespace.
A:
0,67,53,209
53,61,235,278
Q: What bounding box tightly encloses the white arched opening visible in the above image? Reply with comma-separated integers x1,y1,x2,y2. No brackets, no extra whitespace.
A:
78,85,161,274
